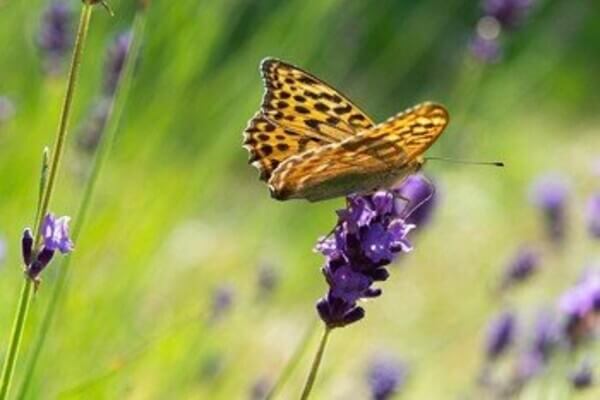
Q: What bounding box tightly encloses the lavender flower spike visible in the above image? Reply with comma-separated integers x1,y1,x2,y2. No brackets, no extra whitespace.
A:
485,311,516,360
585,193,600,238
500,246,540,289
559,268,600,344
482,0,535,29
530,174,569,243
103,31,132,96
367,355,408,400
315,183,416,329
37,1,73,75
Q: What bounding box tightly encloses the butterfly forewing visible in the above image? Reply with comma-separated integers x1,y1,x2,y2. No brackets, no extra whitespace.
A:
243,58,376,182
268,102,449,202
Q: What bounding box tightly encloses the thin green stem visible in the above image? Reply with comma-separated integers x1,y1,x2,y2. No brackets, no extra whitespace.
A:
15,12,147,400
0,280,34,400
300,326,332,400
265,319,318,400
33,2,93,249
0,4,94,400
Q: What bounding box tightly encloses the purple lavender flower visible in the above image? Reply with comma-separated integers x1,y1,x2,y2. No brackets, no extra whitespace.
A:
249,376,271,400
42,213,74,254
0,96,16,124
367,355,408,400
530,311,559,360
530,174,569,243
103,31,132,96
470,33,502,63
559,269,600,343
37,1,73,75
21,214,73,281
500,247,540,289
256,263,278,299
395,174,437,227
208,284,235,322
485,311,516,360
77,98,110,153
482,0,534,29
0,235,6,266
585,193,600,238
570,360,594,390
315,186,415,329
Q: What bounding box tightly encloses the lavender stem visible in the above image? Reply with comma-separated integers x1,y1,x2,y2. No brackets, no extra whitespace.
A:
300,326,332,400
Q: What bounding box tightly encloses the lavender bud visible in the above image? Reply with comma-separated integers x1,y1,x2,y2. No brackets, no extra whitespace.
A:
37,1,73,75
501,247,540,289
26,247,55,280
485,311,516,360
530,174,569,243
21,228,33,266
367,355,408,400
103,31,132,96
570,361,594,390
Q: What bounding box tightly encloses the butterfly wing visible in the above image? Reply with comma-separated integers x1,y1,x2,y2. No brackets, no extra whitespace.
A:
269,102,449,201
243,58,375,182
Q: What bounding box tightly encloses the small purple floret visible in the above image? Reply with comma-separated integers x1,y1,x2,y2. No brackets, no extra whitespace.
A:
570,361,594,390
42,213,74,254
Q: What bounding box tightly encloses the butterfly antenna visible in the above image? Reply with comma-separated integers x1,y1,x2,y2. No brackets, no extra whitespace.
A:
425,157,504,167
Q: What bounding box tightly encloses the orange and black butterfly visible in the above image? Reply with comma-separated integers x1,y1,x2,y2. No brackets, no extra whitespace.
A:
243,58,449,202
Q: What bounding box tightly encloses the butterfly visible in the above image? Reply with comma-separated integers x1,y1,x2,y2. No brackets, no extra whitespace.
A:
243,58,449,202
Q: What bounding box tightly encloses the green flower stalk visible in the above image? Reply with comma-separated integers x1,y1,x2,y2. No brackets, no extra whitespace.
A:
0,2,98,399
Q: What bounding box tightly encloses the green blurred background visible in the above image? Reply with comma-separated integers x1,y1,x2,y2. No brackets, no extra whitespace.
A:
0,0,599,398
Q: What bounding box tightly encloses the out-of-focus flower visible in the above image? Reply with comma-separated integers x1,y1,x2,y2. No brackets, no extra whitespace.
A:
559,269,600,344
77,98,110,153
0,96,16,124
367,355,408,400
530,174,569,243
482,0,535,29
208,284,235,322
570,360,594,390
37,1,73,75
256,263,278,299
485,311,516,360
500,247,540,290
395,174,437,227
103,31,132,96
471,16,502,63
0,235,6,266
585,193,600,238
249,376,271,400
315,184,416,329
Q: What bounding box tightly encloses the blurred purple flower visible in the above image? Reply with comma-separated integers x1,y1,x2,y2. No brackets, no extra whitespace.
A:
77,98,110,154
586,193,600,238
209,284,235,322
315,183,416,329
559,269,600,344
0,235,6,266
530,174,569,243
570,360,594,390
470,34,502,63
37,1,73,75
530,311,559,360
485,311,516,360
42,213,74,254
256,263,278,299
367,355,408,400
249,376,270,400
0,96,16,124
395,174,437,227
103,31,132,96
482,0,534,29
501,247,540,289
